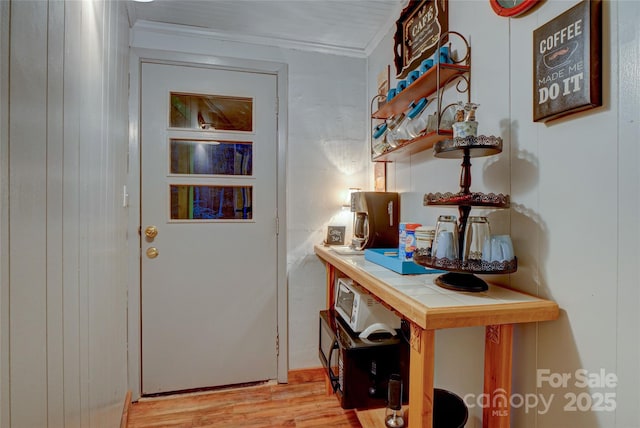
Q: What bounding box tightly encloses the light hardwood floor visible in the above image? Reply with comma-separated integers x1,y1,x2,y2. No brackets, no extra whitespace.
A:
126,368,363,427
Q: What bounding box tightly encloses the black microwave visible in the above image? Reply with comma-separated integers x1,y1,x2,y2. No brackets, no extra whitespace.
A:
318,309,409,409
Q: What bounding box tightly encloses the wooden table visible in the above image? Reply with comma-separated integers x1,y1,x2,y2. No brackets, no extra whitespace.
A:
314,244,559,428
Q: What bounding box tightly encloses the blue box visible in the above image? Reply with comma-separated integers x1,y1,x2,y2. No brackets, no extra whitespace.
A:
364,248,444,275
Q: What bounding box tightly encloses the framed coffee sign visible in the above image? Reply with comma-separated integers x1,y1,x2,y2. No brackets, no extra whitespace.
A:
533,0,602,123
394,0,449,79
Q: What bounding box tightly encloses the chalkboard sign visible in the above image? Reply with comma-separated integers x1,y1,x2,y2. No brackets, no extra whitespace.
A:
394,0,449,79
325,226,346,246
533,0,602,122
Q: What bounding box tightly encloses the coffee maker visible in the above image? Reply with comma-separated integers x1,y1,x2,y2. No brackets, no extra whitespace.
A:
350,192,399,250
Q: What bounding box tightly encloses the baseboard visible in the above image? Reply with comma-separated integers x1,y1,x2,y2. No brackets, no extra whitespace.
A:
287,367,325,383
120,390,132,428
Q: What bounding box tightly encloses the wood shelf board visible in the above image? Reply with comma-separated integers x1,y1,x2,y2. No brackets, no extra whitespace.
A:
372,64,470,119
424,301,560,329
372,131,452,162
314,244,559,330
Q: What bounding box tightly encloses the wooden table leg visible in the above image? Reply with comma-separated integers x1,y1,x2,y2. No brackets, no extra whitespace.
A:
483,324,513,428
325,262,337,310
324,262,336,395
408,323,435,428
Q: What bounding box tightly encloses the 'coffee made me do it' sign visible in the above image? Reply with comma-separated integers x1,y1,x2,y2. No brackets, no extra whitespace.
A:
533,0,602,123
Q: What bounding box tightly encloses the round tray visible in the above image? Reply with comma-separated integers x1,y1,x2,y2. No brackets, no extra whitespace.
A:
413,250,517,274
424,192,510,208
434,135,503,158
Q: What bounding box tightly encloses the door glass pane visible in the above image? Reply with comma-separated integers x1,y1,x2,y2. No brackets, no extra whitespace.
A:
170,139,253,176
170,92,253,131
170,185,252,220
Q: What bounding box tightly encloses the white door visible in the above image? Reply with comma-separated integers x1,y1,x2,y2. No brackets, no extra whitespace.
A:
140,62,279,395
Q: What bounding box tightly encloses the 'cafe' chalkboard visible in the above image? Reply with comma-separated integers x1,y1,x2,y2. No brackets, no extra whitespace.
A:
533,0,602,123
394,0,449,79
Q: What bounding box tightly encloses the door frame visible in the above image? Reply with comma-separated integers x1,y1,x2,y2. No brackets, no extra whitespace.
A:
127,48,288,400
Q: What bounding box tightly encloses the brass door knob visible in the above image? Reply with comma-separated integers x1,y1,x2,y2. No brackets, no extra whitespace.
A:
145,225,158,239
146,247,159,259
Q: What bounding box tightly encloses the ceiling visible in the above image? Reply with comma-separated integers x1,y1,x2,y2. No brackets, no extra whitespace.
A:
127,0,405,56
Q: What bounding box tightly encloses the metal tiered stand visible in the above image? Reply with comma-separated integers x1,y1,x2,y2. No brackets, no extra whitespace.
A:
413,135,517,292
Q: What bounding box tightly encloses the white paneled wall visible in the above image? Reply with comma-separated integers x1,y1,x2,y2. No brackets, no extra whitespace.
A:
615,2,640,426
0,0,8,425
1,1,129,426
368,1,639,427
3,2,635,427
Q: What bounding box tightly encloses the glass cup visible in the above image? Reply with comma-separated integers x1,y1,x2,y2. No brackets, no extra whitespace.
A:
482,234,515,262
432,215,458,260
415,226,436,254
463,216,490,261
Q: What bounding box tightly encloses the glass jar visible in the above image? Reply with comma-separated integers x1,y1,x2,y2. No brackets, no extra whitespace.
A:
385,113,408,148
372,122,389,155
403,98,430,139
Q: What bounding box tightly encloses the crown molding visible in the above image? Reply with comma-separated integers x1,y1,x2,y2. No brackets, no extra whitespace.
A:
131,20,370,58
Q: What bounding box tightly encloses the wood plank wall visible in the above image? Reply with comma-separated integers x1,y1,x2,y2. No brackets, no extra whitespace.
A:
1,1,130,426
0,1,9,426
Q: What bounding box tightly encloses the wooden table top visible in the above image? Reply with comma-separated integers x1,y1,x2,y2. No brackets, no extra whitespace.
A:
315,244,559,330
